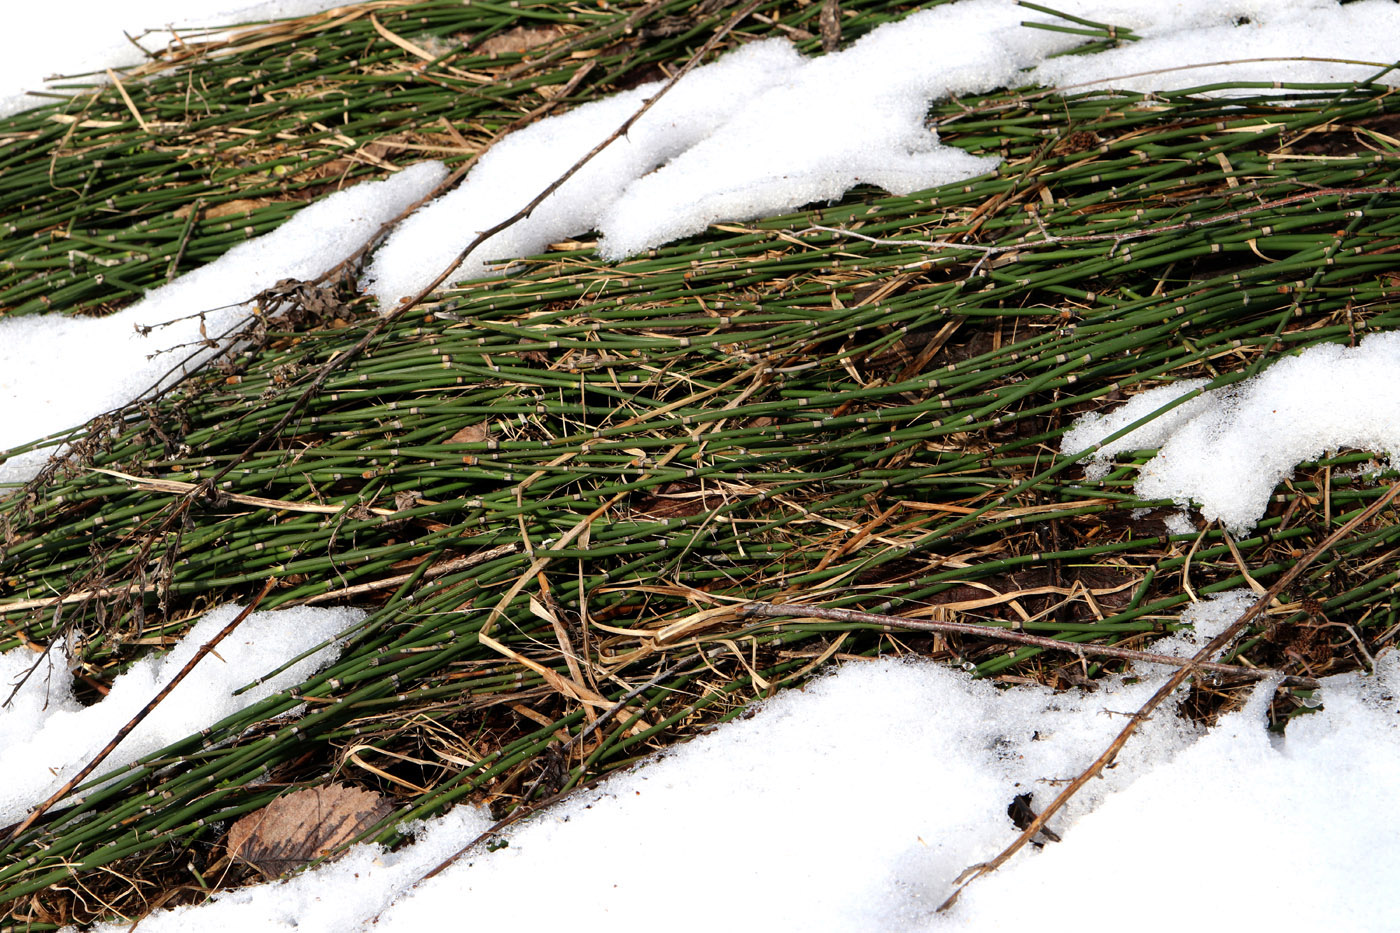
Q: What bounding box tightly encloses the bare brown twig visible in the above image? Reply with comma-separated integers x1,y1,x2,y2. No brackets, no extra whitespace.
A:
309,58,600,290
937,482,1400,912
2,578,277,843
195,0,765,506
740,601,1320,688
3,0,766,847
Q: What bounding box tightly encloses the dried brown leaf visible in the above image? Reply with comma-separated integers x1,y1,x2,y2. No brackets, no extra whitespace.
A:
476,25,568,57
226,784,392,879
448,420,491,444
204,198,276,220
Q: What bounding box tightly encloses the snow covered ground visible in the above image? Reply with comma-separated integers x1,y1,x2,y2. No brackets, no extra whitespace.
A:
23,593,1400,931
3,0,1400,929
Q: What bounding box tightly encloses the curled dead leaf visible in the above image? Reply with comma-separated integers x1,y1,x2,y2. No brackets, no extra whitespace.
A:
226,783,392,879
448,420,491,444
476,24,568,57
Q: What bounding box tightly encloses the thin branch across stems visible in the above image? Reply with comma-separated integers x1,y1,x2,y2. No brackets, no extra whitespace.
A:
740,602,1320,689
804,184,1400,265
937,482,1400,912
2,578,276,842
4,0,768,855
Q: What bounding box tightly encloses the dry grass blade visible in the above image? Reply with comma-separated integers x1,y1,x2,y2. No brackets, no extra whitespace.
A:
88,467,399,517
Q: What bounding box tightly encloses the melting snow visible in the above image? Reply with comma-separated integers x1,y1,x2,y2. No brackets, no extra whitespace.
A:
1064,333,1400,533
1,603,362,827
0,161,446,485
78,594,1400,932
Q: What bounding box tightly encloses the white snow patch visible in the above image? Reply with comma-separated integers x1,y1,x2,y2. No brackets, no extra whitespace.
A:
363,39,808,306
949,653,1400,930
1063,333,1400,533
1163,510,1198,537
82,635,1400,932
594,1,1050,260
366,0,1400,306
1060,379,1212,479
1139,588,1259,671
1031,0,1400,95
374,660,1198,932
1,603,362,827
0,161,446,485
86,656,1205,932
